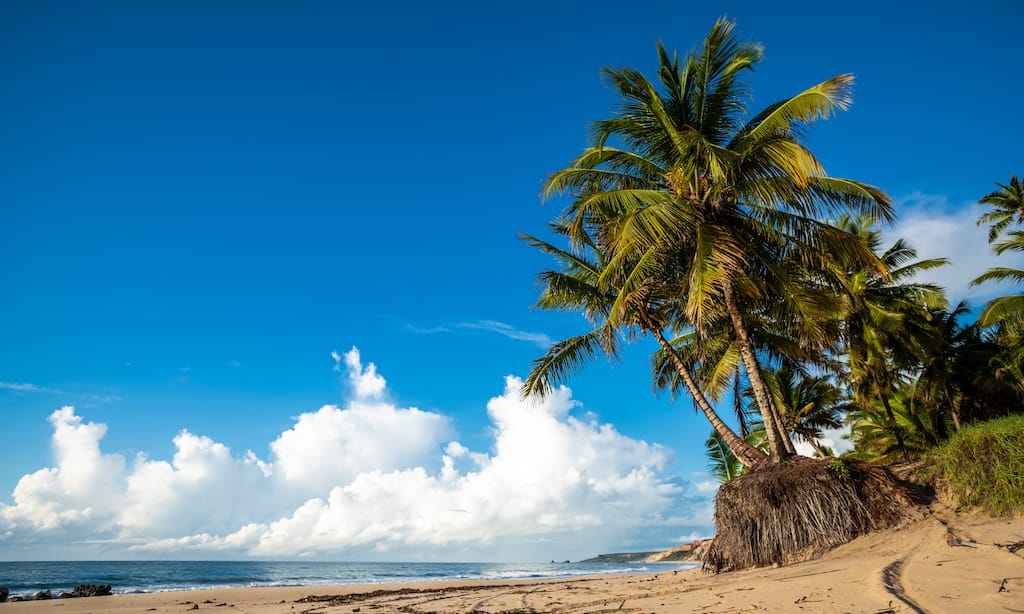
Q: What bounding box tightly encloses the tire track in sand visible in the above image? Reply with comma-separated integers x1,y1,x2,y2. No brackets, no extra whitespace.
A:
880,557,928,613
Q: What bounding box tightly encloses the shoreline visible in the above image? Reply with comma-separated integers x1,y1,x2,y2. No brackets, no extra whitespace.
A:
0,561,701,601
2,509,1021,613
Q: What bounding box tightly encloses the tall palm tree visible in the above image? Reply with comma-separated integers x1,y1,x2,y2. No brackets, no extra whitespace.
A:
521,222,766,467
829,217,948,460
977,175,1024,243
540,19,892,461
707,365,839,481
649,277,842,444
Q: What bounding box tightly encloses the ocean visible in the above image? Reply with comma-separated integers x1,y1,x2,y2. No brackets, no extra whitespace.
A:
0,560,698,598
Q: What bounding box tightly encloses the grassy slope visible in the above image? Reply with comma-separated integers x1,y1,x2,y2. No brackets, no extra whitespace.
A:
929,414,1024,515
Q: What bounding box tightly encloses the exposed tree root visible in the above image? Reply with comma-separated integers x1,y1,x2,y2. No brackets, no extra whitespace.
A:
705,456,916,572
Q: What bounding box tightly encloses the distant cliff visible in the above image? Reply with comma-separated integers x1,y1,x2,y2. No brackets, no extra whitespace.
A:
580,539,712,564
579,551,659,563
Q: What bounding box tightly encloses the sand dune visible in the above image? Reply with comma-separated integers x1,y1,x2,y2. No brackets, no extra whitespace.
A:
4,506,1021,613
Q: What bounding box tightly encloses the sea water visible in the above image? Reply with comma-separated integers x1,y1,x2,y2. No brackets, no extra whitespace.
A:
0,560,698,597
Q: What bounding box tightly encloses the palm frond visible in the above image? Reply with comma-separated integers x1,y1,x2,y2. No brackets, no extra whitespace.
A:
731,74,854,148
522,330,617,399
977,294,1024,328
971,266,1024,286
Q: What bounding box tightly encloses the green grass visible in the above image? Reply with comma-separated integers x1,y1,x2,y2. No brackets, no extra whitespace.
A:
930,414,1024,515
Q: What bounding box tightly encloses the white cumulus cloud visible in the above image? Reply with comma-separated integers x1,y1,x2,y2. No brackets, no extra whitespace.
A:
0,349,699,561
885,193,1024,305
242,378,677,560
1,407,126,534
342,347,387,399
269,402,450,494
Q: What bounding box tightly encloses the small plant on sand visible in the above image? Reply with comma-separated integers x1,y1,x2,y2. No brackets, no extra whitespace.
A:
826,458,850,479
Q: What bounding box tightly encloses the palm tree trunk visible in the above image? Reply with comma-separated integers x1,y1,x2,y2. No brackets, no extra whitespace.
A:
809,438,829,458
649,326,767,467
721,283,796,461
876,388,909,460
875,371,910,462
945,384,962,431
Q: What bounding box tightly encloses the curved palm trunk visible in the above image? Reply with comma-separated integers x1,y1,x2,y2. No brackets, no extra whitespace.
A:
808,437,829,458
649,326,767,467
722,283,796,461
874,369,910,462
945,383,962,431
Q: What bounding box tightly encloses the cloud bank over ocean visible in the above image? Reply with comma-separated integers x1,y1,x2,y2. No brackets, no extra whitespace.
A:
0,348,704,561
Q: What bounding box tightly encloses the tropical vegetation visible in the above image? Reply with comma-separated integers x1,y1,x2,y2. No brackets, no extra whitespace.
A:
522,17,892,464
929,414,1024,515
524,17,1023,469
522,18,1024,555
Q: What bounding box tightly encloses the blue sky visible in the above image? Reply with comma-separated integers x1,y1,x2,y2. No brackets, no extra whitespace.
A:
1,0,1022,560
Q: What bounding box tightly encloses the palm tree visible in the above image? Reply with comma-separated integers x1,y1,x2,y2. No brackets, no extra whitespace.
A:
973,177,1024,388
828,216,948,460
521,222,766,467
761,366,842,457
977,175,1024,242
972,231,1024,329
540,19,892,462
913,303,1002,431
847,387,946,463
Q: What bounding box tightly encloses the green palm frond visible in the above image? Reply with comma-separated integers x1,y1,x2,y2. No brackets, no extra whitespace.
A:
731,74,854,148
977,294,1024,328
972,267,1024,286
706,430,742,483
568,188,668,221
522,329,617,399
701,342,742,401
520,233,601,276
993,231,1024,256
606,247,661,326
977,175,1024,243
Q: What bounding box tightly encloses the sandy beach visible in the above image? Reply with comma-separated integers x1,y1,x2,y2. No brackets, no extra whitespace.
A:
4,506,1021,614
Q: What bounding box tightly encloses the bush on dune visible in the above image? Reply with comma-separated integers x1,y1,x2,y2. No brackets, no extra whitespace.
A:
930,415,1024,515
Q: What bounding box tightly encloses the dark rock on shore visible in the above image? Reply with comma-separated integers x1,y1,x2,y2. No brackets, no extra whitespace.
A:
0,587,8,603
74,584,112,597
34,590,52,600
57,585,114,599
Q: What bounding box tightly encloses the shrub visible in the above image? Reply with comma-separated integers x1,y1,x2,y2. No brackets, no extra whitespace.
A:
930,415,1024,515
